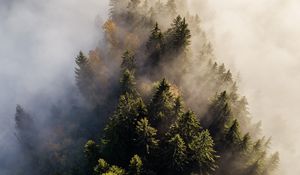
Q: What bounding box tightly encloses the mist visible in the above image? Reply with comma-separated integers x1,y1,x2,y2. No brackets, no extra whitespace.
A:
0,0,108,174
0,0,298,174
188,0,300,174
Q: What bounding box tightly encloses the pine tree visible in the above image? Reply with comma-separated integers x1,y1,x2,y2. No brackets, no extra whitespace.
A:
84,140,100,173
173,97,184,120
165,134,187,172
189,130,217,175
101,92,145,165
170,111,201,142
15,105,33,132
75,51,95,103
120,69,137,96
225,120,242,150
135,118,159,155
148,79,174,128
15,105,36,149
129,155,143,175
121,50,136,72
204,91,232,140
94,159,126,175
146,23,165,66
167,15,191,51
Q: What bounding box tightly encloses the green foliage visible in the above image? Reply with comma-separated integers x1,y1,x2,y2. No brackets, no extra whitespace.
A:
167,15,191,51
165,134,187,172
135,118,159,155
148,79,174,127
75,51,97,104
146,23,165,66
225,120,242,149
189,130,217,174
85,140,100,171
170,111,201,142
120,69,137,96
101,93,143,165
121,50,136,72
129,155,143,175
95,159,126,175
205,91,232,139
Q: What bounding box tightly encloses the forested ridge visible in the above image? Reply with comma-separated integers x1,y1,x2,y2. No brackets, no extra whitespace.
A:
13,0,279,175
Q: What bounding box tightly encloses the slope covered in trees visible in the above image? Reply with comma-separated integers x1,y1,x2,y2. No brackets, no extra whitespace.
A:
13,0,279,175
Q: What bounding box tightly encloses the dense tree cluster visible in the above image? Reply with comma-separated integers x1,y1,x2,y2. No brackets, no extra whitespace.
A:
13,0,279,175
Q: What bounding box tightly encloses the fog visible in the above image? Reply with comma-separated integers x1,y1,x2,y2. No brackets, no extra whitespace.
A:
188,0,300,174
0,0,108,173
0,0,298,174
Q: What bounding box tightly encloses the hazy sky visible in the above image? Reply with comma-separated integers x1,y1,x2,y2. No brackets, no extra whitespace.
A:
0,0,108,173
0,0,298,174
188,0,300,174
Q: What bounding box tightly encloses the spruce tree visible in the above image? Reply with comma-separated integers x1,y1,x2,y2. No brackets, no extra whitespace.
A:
225,120,242,150
167,15,191,51
135,118,159,155
146,23,165,66
165,134,187,173
148,79,174,128
189,130,217,175
120,69,137,96
15,105,36,149
75,51,95,103
129,155,143,175
121,50,136,72
204,91,232,140
169,111,201,142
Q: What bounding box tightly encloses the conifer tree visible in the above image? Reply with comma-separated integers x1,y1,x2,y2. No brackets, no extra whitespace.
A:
121,50,136,72
146,23,165,66
94,159,126,175
225,120,242,150
165,134,187,173
120,69,137,96
101,71,144,165
129,155,143,175
167,15,191,51
173,97,184,120
189,130,217,175
75,51,95,103
15,105,36,149
135,118,159,155
170,111,201,142
204,91,232,140
148,79,174,128
84,140,100,174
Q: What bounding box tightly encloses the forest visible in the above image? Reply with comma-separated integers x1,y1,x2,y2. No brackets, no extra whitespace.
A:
13,0,279,175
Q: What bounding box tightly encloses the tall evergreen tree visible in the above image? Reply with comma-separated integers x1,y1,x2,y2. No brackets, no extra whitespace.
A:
146,23,165,66
224,120,242,150
129,155,143,175
167,15,191,51
204,91,232,140
169,111,201,142
75,51,95,104
121,50,136,72
148,79,174,128
135,118,159,155
189,130,217,175
120,69,138,96
165,134,188,173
